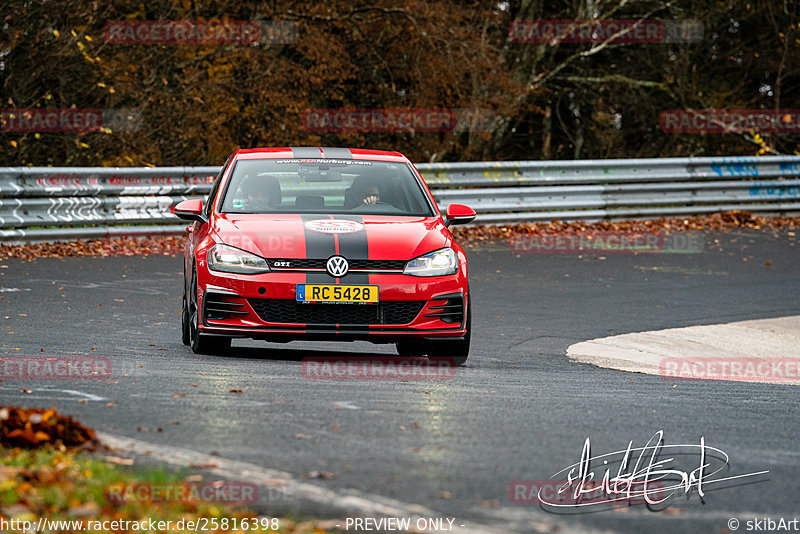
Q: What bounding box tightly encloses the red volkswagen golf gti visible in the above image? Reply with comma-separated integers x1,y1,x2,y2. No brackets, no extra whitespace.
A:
173,147,476,364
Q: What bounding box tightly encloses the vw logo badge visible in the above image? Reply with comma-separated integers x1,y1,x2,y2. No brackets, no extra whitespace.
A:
326,256,349,277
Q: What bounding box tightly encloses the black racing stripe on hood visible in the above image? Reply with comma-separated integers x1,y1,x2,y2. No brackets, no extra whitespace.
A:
291,147,323,159
301,214,336,283
335,215,369,284
320,147,352,159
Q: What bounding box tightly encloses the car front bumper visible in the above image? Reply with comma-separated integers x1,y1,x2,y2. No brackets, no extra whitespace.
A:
195,269,469,343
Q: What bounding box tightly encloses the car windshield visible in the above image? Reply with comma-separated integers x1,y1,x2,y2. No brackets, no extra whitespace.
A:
219,158,435,216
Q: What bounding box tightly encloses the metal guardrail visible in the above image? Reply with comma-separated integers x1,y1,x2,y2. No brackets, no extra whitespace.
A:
1,156,800,243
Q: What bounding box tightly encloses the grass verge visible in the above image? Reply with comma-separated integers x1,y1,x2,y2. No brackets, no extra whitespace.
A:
0,406,340,533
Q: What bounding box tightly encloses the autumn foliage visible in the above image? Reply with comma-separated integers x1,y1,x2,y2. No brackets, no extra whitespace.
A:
1,1,797,166
0,406,97,449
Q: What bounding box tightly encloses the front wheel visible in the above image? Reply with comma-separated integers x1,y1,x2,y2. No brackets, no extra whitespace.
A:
427,295,471,366
189,268,231,355
181,278,191,346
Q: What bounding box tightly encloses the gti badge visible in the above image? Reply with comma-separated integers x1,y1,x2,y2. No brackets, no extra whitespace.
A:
326,256,349,277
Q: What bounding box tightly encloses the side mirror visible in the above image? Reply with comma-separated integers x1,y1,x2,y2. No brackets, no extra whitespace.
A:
172,199,207,223
444,203,476,227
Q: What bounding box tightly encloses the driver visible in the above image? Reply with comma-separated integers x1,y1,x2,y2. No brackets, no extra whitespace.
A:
238,175,280,211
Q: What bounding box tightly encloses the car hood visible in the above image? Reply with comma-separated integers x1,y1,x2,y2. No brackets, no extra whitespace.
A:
212,214,450,261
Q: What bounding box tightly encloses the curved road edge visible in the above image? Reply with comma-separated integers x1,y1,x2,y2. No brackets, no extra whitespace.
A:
97,432,604,534
566,316,800,385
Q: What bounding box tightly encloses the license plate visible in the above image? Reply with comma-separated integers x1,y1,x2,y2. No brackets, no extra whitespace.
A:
296,284,379,304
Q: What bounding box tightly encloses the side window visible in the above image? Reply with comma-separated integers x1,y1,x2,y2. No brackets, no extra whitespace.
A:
204,156,231,217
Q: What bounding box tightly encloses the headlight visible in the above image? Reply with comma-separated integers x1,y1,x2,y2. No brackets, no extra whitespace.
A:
207,244,270,274
403,248,458,277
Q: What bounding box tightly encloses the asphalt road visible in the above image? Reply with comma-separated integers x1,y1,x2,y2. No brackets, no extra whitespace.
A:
1,229,799,533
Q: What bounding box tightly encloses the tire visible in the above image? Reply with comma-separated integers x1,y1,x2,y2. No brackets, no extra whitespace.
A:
181,288,190,346
427,295,471,366
193,333,231,355
189,267,231,355
396,340,427,357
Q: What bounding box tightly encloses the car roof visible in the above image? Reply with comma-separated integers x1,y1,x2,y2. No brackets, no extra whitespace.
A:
233,147,408,163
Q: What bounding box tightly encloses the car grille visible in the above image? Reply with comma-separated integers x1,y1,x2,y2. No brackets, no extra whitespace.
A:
268,258,406,271
247,299,425,326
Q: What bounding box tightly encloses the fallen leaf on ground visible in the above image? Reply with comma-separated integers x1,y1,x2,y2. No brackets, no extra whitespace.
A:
2,214,798,260
104,456,134,466
304,471,335,479
67,502,101,518
0,405,96,449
